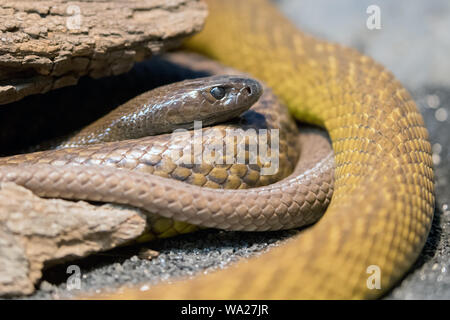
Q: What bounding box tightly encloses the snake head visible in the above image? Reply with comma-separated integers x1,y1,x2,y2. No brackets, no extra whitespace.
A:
158,75,263,129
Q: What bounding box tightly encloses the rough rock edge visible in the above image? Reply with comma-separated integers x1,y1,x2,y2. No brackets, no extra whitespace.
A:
0,182,147,296
0,0,207,105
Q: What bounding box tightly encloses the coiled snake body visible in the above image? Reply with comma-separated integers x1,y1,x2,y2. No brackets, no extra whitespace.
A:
118,0,434,299
0,54,333,235
1,0,435,299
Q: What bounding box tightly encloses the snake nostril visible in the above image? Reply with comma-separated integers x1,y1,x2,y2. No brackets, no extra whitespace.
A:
245,86,252,95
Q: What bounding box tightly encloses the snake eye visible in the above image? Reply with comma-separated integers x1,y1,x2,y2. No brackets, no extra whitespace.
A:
210,86,226,100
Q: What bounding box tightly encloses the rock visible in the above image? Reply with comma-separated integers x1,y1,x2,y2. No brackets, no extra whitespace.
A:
0,182,147,296
39,280,55,292
0,0,207,105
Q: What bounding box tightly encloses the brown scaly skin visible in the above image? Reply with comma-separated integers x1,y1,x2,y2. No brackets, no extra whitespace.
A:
99,0,434,299
0,53,333,240
57,75,262,148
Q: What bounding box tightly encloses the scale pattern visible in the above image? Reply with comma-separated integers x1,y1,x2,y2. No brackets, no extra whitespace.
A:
103,0,434,299
0,0,435,299
0,54,334,243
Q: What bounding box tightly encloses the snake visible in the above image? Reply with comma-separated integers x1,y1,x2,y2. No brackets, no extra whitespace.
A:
0,53,333,235
0,0,435,299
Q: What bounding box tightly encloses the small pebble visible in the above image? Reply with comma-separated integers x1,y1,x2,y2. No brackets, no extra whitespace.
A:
138,248,160,260
39,281,54,292
426,94,440,108
435,108,448,121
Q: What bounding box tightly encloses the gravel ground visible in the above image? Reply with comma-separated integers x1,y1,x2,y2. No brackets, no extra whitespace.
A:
17,0,450,299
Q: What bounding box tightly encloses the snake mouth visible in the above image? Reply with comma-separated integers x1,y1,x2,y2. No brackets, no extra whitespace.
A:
173,106,250,131
204,103,254,125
